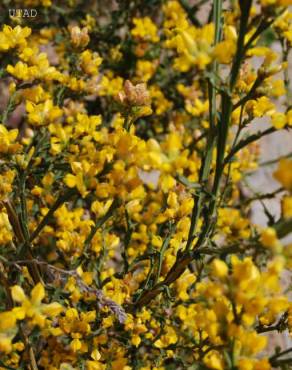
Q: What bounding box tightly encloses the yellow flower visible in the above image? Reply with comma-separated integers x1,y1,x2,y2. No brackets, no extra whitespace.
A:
131,17,159,43
237,358,254,370
91,349,101,361
0,25,31,52
64,160,98,197
0,212,13,245
136,60,157,82
261,0,292,6
203,350,224,370
217,208,250,239
74,113,102,138
70,338,82,352
7,61,38,80
131,334,141,347
271,112,287,129
282,196,292,218
0,125,21,154
0,311,18,353
154,326,177,348
11,283,63,327
274,159,292,190
80,50,102,75
165,23,214,71
0,170,15,201
260,227,282,252
246,96,275,118
231,256,260,290
185,98,209,117
149,85,172,115
214,39,236,64
211,259,228,279
99,73,124,96
26,100,63,126
86,361,106,370
287,110,292,126
254,359,271,370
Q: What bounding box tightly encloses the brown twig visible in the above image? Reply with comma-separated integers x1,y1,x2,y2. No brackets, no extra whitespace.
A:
12,259,127,323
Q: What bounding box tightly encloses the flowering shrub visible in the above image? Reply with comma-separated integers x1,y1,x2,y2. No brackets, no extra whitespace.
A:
0,0,292,369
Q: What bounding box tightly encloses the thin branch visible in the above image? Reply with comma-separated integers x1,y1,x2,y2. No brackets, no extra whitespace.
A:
11,258,127,323
259,151,292,167
224,126,276,165
270,347,292,362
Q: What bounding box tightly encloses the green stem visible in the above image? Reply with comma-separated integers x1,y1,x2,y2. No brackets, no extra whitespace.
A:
230,0,252,89
18,169,30,242
199,2,253,244
1,91,17,124
185,0,222,251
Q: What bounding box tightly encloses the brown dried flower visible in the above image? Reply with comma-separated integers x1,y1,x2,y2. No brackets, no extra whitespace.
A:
69,26,90,49
116,80,151,107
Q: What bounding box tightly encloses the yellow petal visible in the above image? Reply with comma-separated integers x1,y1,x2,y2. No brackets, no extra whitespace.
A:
30,283,45,305
70,338,81,352
64,173,77,188
0,311,17,330
41,302,63,317
91,349,101,361
12,307,26,320
11,285,26,303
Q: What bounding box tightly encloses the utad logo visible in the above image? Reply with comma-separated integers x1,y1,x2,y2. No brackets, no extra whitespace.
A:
9,8,38,17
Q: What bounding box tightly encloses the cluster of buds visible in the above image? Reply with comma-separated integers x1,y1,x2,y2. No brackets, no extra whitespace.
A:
69,26,89,49
116,80,152,130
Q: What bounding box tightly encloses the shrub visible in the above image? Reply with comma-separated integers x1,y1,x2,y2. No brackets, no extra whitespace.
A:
0,0,291,369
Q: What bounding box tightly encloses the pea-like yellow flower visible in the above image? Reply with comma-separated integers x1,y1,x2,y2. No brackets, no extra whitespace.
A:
131,17,159,43
11,283,63,328
64,160,98,197
26,99,63,126
0,124,21,154
0,25,31,52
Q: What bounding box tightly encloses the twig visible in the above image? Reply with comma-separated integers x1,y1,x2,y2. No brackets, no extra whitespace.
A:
185,0,222,251
224,127,276,165
12,259,127,323
1,200,41,284
270,347,292,362
259,151,292,167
